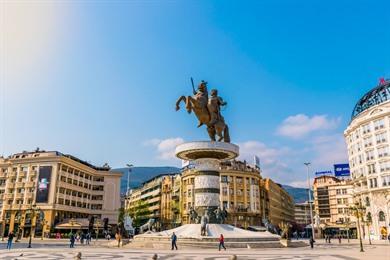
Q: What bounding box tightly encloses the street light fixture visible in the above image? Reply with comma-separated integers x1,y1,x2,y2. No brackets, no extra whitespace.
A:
304,162,315,239
126,164,133,196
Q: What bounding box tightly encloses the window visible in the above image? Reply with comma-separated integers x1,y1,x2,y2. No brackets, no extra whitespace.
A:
363,137,373,147
338,208,343,214
379,211,385,222
382,176,390,186
369,178,378,188
222,187,228,196
378,146,389,157
365,197,370,206
367,164,376,174
366,150,375,161
343,198,348,204
336,189,341,195
221,176,228,183
362,124,371,134
376,133,387,144
337,199,342,204
374,118,385,130
342,189,347,194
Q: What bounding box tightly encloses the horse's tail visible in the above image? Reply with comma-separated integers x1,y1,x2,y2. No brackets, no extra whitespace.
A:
224,125,231,143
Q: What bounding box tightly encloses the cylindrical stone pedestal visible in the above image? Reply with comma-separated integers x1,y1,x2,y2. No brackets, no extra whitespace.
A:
176,141,239,223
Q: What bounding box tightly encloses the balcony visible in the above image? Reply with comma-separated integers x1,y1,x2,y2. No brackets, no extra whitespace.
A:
0,173,7,178
5,194,14,199
9,172,17,177
7,183,15,189
15,182,25,188
25,182,35,188
18,172,27,177
30,170,37,176
25,192,34,199
15,193,24,199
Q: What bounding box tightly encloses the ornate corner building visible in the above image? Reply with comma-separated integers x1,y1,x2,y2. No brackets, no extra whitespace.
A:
0,150,122,238
344,79,390,239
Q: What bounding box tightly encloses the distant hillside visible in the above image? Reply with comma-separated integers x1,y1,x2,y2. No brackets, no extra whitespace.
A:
113,166,180,194
282,185,313,203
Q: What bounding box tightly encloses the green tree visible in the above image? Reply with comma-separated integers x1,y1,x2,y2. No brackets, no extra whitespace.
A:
128,200,151,227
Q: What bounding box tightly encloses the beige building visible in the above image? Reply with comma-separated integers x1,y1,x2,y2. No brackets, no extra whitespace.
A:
294,201,314,226
344,79,390,239
313,175,356,238
0,150,122,238
125,173,180,230
263,178,295,227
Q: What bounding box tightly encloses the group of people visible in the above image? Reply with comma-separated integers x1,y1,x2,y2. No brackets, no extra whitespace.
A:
170,232,226,251
68,231,92,248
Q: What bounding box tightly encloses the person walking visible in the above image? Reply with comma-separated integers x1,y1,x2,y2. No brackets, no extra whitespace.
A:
86,232,91,245
115,232,122,248
218,234,226,251
309,237,315,249
69,233,75,248
6,231,15,250
171,232,178,250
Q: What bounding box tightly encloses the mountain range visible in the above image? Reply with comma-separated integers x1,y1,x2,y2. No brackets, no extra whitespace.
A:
114,167,312,203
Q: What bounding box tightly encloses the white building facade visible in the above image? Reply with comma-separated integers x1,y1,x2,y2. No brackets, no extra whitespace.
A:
344,79,390,240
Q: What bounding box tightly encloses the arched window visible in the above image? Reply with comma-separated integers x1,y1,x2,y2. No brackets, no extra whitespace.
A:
366,212,372,223
379,211,385,222
365,197,370,206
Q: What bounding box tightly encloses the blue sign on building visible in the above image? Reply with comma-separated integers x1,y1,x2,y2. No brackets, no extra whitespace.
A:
315,170,333,176
334,163,350,177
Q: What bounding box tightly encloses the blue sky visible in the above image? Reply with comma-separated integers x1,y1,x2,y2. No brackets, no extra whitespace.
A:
1,1,390,187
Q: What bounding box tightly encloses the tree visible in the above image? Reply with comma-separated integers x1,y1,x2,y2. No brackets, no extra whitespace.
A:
365,212,372,245
128,200,151,227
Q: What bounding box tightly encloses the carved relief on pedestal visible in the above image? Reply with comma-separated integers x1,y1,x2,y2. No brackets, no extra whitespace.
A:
194,175,220,189
192,158,220,171
195,193,220,207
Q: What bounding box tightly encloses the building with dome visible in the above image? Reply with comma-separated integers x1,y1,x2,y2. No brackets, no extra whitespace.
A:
344,79,390,240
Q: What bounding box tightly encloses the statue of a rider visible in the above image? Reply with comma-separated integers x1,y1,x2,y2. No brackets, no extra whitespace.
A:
208,89,227,127
175,79,230,142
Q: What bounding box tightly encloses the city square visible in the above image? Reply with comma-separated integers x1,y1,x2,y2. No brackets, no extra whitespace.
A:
1,0,390,259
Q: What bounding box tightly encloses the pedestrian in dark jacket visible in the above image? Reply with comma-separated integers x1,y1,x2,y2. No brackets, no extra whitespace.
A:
309,237,315,249
171,232,178,250
6,231,14,250
70,233,75,248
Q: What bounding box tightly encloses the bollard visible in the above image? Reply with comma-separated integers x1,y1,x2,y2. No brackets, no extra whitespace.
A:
152,253,158,260
229,255,237,260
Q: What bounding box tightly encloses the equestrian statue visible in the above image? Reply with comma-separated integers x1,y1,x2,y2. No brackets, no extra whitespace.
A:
176,78,230,142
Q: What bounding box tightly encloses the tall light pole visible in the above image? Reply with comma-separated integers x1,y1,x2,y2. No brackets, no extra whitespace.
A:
126,164,133,196
304,162,315,239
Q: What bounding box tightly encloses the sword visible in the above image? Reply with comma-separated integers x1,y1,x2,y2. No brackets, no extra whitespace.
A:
191,77,196,95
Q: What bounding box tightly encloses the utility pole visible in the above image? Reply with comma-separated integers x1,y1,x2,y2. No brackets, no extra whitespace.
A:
304,162,315,239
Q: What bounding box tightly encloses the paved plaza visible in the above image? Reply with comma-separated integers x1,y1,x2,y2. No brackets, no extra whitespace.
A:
0,239,388,259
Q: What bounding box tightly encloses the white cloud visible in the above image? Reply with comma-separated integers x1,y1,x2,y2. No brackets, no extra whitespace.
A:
144,137,185,160
238,141,290,165
277,114,341,139
310,134,348,167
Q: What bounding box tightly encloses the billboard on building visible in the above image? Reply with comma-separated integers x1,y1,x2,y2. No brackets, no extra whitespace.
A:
36,166,52,203
334,164,350,177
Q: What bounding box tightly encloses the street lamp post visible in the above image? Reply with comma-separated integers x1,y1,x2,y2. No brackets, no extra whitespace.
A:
27,204,39,248
350,200,365,252
95,219,101,241
304,162,315,239
126,164,133,196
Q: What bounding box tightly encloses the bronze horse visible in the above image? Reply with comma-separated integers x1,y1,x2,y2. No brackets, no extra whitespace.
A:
175,82,230,142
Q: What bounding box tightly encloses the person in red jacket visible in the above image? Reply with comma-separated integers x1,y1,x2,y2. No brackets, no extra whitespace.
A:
219,234,226,251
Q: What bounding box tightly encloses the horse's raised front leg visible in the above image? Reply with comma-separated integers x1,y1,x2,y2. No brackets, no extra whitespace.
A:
186,96,195,114
175,96,186,111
